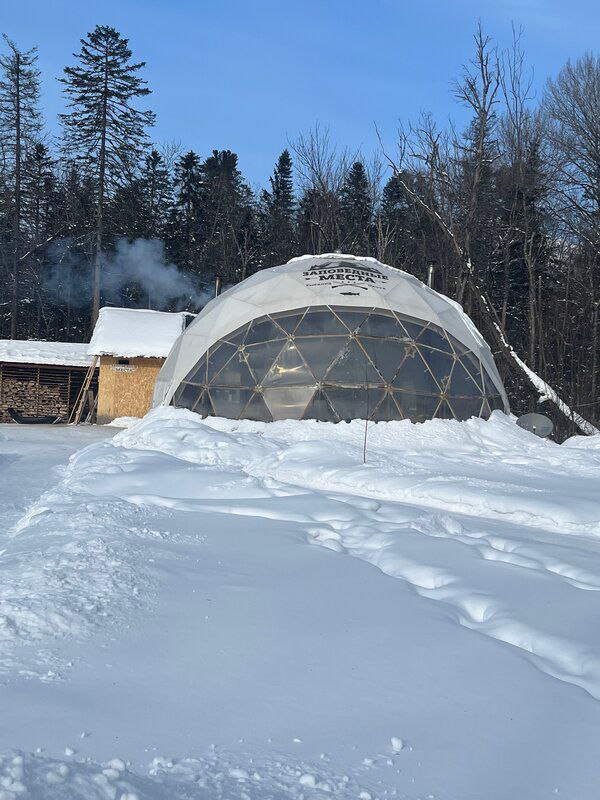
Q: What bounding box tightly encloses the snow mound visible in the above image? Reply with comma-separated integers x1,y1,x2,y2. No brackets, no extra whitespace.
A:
115,407,600,532
563,433,600,450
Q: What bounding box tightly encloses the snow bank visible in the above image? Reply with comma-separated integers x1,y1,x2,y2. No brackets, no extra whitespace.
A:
0,339,91,367
115,407,600,533
563,432,600,450
88,307,190,358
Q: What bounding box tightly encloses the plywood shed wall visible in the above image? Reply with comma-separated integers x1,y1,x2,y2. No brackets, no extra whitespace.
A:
96,356,164,423
0,362,97,422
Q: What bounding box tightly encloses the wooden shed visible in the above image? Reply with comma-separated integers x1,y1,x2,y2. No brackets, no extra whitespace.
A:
0,339,95,423
89,307,191,424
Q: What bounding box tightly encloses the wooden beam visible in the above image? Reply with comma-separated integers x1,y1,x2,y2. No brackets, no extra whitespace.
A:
70,356,99,425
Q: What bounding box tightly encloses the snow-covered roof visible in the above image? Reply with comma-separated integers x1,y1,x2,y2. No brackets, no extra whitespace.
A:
0,339,92,367
88,307,191,359
153,254,509,410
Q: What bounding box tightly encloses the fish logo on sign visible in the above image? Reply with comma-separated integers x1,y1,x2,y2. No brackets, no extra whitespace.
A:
302,260,389,295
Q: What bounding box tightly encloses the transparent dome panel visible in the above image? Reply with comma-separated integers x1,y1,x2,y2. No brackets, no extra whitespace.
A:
172,305,496,423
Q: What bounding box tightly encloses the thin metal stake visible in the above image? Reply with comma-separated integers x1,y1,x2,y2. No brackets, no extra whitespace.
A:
363,361,369,464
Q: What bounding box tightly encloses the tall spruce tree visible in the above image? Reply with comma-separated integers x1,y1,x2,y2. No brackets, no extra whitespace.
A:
21,142,58,338
166,150,202,272
259,149,296,268
60,25,154,324
140,149,172,237
0,35,41,337
378,174,411,266
198,149,256,281
51,163,97,340
22,143,55,240
339,161,372,255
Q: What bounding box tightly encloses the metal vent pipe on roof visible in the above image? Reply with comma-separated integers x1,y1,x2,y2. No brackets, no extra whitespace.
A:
427,260,436,289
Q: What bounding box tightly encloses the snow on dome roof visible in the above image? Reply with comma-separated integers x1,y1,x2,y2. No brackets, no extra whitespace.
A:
88,307,191,359
0,339,92,367
153,254,509,411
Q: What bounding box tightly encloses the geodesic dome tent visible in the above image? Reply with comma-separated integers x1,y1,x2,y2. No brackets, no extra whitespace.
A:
153,254,509,423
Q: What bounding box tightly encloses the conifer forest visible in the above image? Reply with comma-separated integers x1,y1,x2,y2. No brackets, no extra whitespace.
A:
0,24,598,435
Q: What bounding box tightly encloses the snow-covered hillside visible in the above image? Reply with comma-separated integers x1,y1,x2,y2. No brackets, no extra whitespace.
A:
1,410,600,799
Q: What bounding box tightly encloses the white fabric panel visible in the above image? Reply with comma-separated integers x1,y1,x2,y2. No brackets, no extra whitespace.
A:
153,254,509,411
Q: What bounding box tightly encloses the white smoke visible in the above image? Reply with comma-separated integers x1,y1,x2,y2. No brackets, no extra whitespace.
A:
44,238,214,310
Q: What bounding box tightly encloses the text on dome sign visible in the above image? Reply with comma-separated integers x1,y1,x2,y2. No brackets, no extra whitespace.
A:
302,260,388,294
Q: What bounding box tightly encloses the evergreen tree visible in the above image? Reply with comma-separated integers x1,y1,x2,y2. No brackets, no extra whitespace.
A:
108,177,147,240
22,143,56,240
50,163,97,340
198,149,256,281
297,187,323,254
296,185,343,254
339,161,372,254
377,174,411,266
0,35,41,337
166,150,202,272
60,25,155,324
20,143,58,338
140,149,172,237
258,149,296,268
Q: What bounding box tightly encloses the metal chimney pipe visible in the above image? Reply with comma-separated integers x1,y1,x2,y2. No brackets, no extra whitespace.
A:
214,274,222,297
427,260,436,289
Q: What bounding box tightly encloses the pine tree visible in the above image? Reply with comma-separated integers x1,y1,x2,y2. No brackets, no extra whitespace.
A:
50,163,97,340
339,161,372,254
198,149,256,281
20,143,58,338
23,143,55,240
377,174,411,266
108,177,147,239
259,149,296,268
60,25,155,324
166,150,202,272
0,35,41,337
140,149,172,237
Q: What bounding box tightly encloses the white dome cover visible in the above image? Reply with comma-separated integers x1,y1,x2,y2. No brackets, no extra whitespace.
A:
153,254,509,411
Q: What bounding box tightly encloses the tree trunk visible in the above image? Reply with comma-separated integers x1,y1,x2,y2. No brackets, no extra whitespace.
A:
592,300,598,408
92,50,109,327
526,239,536,369
10,52,21,339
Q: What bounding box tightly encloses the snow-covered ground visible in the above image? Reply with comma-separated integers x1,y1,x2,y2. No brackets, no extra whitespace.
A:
1,410,600,799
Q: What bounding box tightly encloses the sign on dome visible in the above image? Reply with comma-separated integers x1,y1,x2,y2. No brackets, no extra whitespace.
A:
302,260,389,294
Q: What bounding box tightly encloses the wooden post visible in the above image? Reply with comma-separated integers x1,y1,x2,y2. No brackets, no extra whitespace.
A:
70,356,98,424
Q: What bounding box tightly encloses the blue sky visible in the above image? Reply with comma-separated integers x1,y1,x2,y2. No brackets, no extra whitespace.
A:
3,0,599,188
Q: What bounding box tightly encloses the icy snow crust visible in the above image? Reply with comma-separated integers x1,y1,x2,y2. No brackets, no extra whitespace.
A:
1,410,600,798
